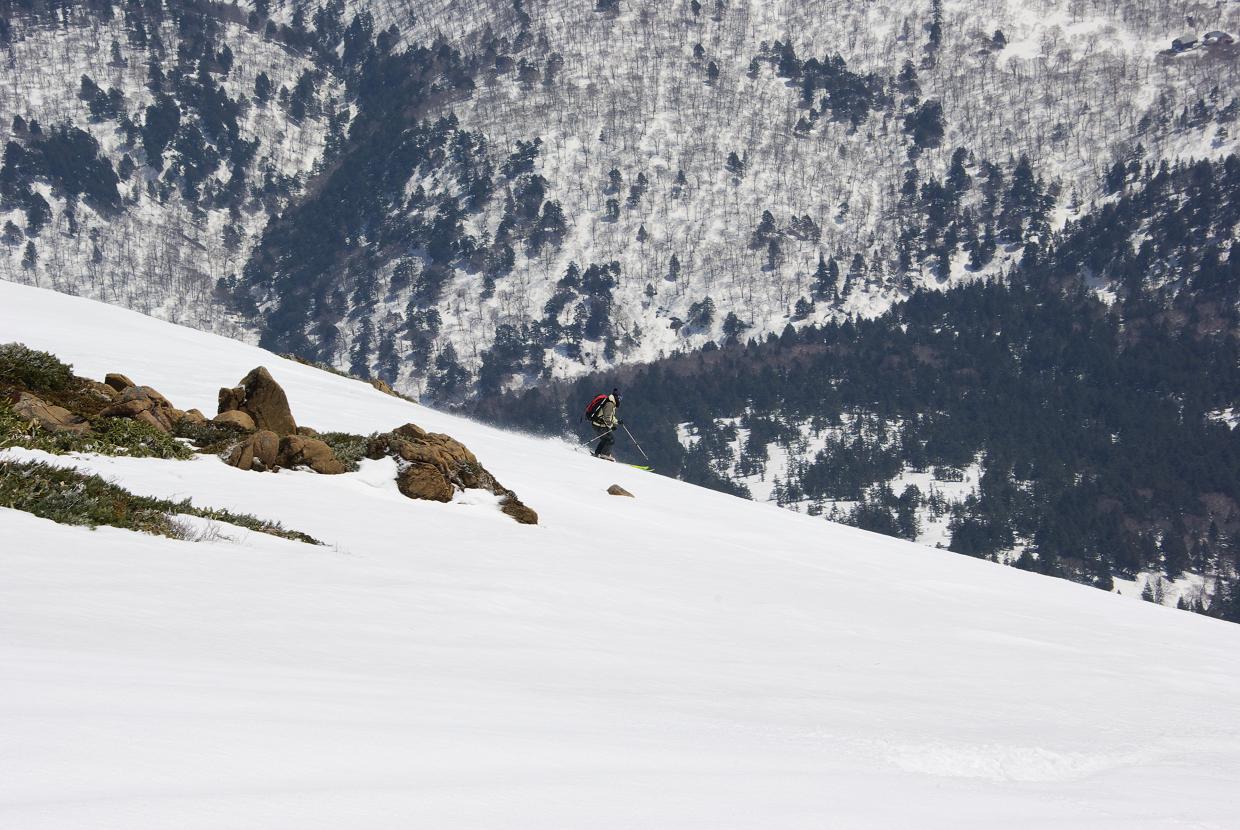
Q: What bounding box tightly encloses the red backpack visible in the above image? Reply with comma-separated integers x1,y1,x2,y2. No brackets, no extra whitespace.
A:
584,393,609,421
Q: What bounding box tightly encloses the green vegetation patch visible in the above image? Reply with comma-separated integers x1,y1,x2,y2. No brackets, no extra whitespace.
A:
1,403,194,460
0,342,75,394
172,417,250,454
0,459,321,545
1,342,121,420
317,431,370,472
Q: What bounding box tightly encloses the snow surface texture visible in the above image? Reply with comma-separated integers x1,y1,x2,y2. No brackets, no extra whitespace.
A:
3,280,1240,828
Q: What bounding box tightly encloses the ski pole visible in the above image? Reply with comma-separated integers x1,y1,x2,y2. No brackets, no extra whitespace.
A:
579,429,614,448
621,424,650,462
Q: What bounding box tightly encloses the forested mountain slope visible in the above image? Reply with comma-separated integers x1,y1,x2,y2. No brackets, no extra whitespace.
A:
424,0,1239,390
475,155,1240,621
0,0,346,335
3,0,1238,395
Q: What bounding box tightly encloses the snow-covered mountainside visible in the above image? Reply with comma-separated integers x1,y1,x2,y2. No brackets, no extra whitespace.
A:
434,0,1239,373
4,282,1240,828
0,6,346,337
4,0,1239,394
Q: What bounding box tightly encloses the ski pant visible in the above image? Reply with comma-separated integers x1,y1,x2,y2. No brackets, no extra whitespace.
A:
592,424,616,457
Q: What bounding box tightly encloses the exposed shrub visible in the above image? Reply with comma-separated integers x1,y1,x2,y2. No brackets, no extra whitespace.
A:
173,417,249,454
1,459,179,535
0,459,320,544
184,505,321,545
0,343,74,393
1,403,194,460
89,417,195,459
318,431,370,471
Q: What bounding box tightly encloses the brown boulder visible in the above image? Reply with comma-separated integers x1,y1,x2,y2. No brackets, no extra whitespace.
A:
83,380,119,404
218,385,246,415
500,494,539,524
104,373,136,392
228,441,254,471
238,367,297,435
99,398,149,419
607,484,634,497
397,462,455,502
98,385,180,432
370,423,491,485
10,391,90,434
296,426,320,437
369,422,536,523
227,430,282,472
213,410,256,431
182,409,207,425
135,410,168,432
277,435,344,474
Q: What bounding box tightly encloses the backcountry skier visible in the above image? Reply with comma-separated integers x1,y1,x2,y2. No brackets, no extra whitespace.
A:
585,388,621,460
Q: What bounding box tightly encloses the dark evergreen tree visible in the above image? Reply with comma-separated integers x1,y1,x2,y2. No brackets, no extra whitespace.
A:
254,72,273,103
811,253,838,300
904,100,945,148
947,147,971,192
142,95,180,170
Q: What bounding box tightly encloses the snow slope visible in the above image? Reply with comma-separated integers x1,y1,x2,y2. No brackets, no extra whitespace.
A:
2,279,1240,828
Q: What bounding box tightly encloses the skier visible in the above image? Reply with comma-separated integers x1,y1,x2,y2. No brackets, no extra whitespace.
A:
586,388,621,460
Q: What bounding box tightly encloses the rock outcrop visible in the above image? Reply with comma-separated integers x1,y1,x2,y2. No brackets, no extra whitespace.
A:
5,354,537,525
369,378,397,396
227,430,281,472
396,462,455,501
367,422,537,524
225,430,345,475
215,367,345,475
607,484,634,497
98,385,187,432
82,380,119,405
213,410,256,431
217,367,297,435
278,435,345,474
9,391,90,433
218,385,246,415
4,364,193,437
499,498,539,525
103,373,135,393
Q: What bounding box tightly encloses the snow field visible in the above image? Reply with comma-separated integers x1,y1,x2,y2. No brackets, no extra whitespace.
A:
2,279,1240,828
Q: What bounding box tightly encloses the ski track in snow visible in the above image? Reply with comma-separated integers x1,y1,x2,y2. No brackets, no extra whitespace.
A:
2,280,1240,828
